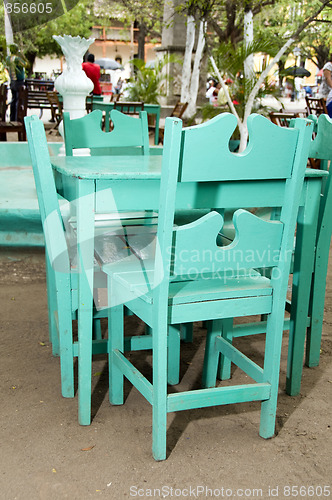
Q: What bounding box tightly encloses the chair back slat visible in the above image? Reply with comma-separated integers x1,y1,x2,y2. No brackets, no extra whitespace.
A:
179,113,299,182
113,101,144,114
171,101,188,119
309,114,332,160
63,109,149,155
24,115,69,270
306,96,328,116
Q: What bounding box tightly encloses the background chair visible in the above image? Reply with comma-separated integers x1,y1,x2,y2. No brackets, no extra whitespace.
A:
0,86,27,141
286,113,332,395
24,115,167,412
113,101,144,115
305,96,328,116
46,91,63,132
63,109,149,157
216,114,332,397
101,113,312,460
269,111,299,127
156,101,188,144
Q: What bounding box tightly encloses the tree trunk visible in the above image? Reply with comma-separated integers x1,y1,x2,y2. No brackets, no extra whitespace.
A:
244,8,254,80
137,22,146,61
4,2,14,54
181,15,195,103
185,21,206,118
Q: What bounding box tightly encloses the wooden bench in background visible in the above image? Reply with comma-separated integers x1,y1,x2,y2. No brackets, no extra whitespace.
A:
25,79,54,118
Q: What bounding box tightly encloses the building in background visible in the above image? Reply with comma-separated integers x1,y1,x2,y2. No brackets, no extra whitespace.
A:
33,18,161,85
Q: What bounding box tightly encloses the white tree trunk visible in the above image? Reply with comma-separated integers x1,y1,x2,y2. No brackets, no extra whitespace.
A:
181,15,195,103
244,9,254,80
211,36,295,153
185,20,206,117
4,1,14,54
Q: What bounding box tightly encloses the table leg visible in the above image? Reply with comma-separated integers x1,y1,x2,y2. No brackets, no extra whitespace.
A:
306,173,332,367
286,178,322,396
154,108,160,146
105,110,110,133
77,179,95,425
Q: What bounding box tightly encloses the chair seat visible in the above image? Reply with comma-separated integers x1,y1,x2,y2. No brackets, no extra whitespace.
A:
111,266,272,304
0,120,24,129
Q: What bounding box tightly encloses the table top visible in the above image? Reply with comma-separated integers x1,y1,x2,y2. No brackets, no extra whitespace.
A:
51,155,163,180
51,155,328,182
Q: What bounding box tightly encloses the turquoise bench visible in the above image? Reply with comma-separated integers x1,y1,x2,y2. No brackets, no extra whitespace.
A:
0,142,62,246
0,141,163,247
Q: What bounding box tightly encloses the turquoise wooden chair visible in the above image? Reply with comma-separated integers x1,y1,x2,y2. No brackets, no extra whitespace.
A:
287,113,332,395
216,114,332,396
24,115,119,398
24,115,180,409
63,109,149,156
101,113,312,460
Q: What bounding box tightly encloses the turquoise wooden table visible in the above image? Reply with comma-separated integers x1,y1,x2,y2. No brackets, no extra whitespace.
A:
51,154,327,426
92,101,161,145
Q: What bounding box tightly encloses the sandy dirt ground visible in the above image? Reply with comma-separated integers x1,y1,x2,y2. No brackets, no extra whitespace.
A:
0,244,331,500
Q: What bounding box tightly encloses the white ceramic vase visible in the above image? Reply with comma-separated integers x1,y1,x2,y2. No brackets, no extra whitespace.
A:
53,34,94,120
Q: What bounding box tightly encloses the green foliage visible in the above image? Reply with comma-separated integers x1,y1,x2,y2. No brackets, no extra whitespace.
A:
2,0,94,69
211,39,282,120
125,56,178,104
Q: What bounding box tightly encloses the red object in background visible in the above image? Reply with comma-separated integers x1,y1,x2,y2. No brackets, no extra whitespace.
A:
317,68,323,77
100,82,113,95
82,62,102,95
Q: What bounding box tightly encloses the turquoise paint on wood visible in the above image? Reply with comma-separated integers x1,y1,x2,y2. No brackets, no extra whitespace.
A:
0,141,62,246
98,113,313,460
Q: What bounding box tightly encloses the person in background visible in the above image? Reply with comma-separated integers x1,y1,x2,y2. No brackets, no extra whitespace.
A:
206,79,221,106
82,54,102,96
326,88,332,118
6,44,26,121
114,77,123,95
317,61,332,99
304,85,313,96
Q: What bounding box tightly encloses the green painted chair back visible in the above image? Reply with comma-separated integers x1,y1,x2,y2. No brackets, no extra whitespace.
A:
63,109,150,156
155,113,312,290
24,116,69,271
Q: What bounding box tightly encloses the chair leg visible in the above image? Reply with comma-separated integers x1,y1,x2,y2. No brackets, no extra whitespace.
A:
168,325,181,385
259,314,284,439
45,255,59,356
180,322,193,343
306,175,332,367
56,284,75,398
217,318,233,380
286,189,320,396
93,319,102,340
151,313,168,461
108,280,124,405
202,319,223,388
